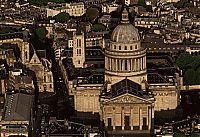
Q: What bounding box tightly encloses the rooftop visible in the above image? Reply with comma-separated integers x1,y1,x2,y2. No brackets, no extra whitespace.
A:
3,93,33,121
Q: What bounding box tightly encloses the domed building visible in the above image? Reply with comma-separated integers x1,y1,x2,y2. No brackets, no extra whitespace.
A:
105,8,147,88
100,8,154,135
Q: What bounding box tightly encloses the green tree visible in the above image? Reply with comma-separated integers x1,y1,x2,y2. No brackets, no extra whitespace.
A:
91,23,106,32
138,0,146,7
110,10,121,18
85,8,99,22
195,67,200,84
0,27,15,34
174,132,186,137
190,133,199,137
176,52,193,69
129,11,136,22
174,0,192,8
184,69,196,85
35,27,47,41
49,0,65,3
53,12,70,23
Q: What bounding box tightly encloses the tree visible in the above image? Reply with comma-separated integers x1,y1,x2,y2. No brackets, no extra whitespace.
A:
176,52,193,69
0,27,15,34
184,69,196,85
110,10,121,18
53,12,70,23
49,0,65,3
138,0,146,7
85,8,99,22
35,27,47,41
91,23,106,32
174,0,192,8
174,132,186,137
190,133,199,137
129,11,136,22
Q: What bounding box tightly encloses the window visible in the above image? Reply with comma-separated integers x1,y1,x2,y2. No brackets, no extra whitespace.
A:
135,45,137,49
50,84,52,88
44,76,46,82
108,118,112,127
114,45,116,49
119,46,121,50
78,60,81,64
25,51,28,59
125,46,127,50
130,46,132,50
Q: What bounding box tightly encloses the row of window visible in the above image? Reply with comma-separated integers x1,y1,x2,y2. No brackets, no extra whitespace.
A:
110,44,138,50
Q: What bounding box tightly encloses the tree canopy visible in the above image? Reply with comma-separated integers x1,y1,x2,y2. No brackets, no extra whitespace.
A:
176,52,200,85
53,12,70,23
35,27,48,40
28,0,48,6
85,8,99,22
91,23,106,32
137,0,152,12
110,10,121,18
0,27,15,34
174,0,193,8
174,132,186,137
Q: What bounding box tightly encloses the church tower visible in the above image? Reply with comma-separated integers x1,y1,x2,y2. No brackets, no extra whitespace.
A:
104,8,147,89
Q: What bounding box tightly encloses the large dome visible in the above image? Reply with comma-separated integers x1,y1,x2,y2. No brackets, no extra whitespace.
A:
111,24,140,43
111,8,140,43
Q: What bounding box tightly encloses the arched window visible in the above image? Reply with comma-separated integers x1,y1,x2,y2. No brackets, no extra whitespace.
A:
135,45,137,49
119,46,121,50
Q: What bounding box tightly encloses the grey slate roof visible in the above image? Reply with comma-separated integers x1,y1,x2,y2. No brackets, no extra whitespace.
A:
3,93,33,121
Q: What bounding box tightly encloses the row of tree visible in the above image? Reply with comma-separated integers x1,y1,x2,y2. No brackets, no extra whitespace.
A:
176,52,200,85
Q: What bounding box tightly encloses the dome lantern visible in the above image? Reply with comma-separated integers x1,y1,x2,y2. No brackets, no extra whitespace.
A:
121,8,129,24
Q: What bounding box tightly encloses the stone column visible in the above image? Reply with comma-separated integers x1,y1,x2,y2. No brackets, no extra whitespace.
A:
110,58,112,71
130,107,133,130
115,59,118,71
139,107,142,130
134,59,136,71
142,57,144,70
122,107,125,130
122,60,124,71
148,106,151,130
128,59,130,71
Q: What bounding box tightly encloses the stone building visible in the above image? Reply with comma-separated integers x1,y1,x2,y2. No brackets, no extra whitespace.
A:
0,93,33,137
101,8,154,134
28,50,54,92
46,2,85,17
104,9,147,89
100,79,154,133
0,32,30,65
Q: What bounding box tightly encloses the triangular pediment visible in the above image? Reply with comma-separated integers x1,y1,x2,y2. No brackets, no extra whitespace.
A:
29,51,41,64
105,93,151,104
